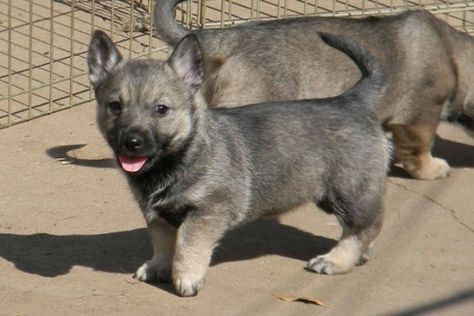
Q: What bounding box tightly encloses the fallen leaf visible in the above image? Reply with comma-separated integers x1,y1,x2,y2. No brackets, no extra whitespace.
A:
272,293,326,306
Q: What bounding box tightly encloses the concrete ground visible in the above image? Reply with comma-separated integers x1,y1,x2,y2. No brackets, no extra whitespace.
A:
0,100,473,315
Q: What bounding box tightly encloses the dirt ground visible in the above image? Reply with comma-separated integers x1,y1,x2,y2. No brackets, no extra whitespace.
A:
0,96,473,315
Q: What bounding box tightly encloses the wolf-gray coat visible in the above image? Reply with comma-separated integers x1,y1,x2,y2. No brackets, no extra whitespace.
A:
155,0,474,180
88,30,390,296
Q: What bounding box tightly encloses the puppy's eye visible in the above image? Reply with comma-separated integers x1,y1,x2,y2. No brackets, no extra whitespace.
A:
108,101,122,115
154,104,169,117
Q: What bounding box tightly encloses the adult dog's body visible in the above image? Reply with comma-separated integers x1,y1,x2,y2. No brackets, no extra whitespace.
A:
155,0,474,180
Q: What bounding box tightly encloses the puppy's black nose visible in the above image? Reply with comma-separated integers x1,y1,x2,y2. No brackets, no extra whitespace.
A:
123,132,144,152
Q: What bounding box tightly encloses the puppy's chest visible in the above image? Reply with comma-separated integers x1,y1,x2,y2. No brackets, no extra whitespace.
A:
130,171,211,227
137,184,193,228
148,202,191,228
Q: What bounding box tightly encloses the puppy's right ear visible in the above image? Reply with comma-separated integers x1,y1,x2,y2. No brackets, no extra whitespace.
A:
167,34,204,89
87,30,123,88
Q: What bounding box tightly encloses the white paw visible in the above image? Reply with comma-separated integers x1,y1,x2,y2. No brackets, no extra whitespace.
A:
306,237,362,275
430,158,450,179
406,157,450,180
306,255,350,275
134,260,172,283
173,273,204,297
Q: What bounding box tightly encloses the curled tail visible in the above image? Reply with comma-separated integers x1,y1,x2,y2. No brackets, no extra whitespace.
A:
319,32,385,106
154,0,191,46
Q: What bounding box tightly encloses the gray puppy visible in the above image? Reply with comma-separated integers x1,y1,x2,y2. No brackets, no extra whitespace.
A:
155,0,474,180
88,30,391,296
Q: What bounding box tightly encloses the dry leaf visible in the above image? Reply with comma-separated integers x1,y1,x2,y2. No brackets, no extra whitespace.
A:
272,293,326,306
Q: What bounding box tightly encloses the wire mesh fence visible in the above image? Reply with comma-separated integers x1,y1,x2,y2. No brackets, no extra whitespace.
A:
0,0,473,129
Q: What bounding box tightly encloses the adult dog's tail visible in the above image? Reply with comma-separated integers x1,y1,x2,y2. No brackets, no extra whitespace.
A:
320,32,385,106
154,0,190,46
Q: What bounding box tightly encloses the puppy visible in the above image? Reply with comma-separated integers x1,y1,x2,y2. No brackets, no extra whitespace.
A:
88,30,391,296
155,0,474,180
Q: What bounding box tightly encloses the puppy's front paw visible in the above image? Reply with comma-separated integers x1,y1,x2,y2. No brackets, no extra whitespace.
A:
173,273,204,297
134,261,172,283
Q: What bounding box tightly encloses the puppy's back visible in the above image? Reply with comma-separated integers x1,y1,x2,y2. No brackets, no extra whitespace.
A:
209,100,390,215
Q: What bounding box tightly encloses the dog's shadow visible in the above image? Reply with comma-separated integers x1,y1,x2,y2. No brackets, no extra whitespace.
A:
431,135,474,168
46,144,116,169
0,219,335,278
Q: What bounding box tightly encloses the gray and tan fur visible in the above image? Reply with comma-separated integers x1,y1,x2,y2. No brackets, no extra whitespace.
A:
155,0,474,180
88,30,390,296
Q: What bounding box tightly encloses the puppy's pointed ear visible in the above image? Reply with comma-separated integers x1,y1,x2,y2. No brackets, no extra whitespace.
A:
167,34,203,88
88,30,123,87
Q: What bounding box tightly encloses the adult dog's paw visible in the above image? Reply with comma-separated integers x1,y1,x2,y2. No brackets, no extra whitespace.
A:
406,156,450,180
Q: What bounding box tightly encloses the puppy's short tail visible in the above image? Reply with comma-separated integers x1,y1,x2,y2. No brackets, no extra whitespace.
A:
320,32,384,106
154,0,190,46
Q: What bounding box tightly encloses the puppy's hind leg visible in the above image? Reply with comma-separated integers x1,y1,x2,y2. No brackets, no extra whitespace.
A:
135,220,176,283
308,197,384,275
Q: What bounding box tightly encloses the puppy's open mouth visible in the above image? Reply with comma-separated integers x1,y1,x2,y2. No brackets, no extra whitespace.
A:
118,154,148,173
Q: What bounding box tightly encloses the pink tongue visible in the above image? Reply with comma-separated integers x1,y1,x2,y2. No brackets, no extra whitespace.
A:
118,155,148,173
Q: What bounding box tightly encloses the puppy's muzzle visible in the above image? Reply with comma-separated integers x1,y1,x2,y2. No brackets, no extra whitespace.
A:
118,126,160,158
123,130,145,152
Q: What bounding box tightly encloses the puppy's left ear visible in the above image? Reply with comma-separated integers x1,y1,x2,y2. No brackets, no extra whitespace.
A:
167,34,204,88
88,30,123,88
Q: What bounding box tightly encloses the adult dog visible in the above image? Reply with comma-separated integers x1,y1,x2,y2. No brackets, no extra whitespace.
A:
155,0,474,180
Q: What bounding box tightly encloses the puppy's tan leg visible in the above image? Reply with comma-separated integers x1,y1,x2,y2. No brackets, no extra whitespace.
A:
390,124,450,180
135,220,176,283
172,216,227,297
